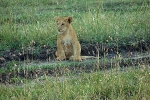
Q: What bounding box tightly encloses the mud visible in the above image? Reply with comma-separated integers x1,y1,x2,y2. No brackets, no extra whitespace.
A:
1,41,150,66
0,41,150,83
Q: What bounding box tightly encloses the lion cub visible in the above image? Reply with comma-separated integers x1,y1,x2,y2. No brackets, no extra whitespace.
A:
55,16,81,61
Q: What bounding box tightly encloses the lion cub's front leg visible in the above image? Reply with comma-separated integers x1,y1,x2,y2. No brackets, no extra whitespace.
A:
72,41,81,61
55,40,66,61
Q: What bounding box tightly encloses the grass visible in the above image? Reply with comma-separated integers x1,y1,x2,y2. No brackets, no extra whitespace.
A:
0,0,150,99
0,67,150,99
0,0,150,50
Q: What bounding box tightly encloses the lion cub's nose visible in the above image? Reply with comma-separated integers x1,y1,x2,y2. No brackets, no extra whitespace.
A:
58,29,61,32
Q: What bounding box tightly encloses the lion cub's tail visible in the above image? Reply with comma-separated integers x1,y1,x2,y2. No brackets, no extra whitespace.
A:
81,56,99,60
70,56,99,60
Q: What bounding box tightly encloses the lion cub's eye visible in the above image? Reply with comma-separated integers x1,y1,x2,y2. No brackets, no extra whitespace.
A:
61,23,64,26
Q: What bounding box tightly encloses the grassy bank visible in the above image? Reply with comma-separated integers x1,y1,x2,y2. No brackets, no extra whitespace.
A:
0,0,150,51
0,67,150,99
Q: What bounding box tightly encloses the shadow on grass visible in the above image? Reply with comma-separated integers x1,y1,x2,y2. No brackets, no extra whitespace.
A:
102,0,150,12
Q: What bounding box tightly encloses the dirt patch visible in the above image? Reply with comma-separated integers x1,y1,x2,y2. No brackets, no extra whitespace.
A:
0,41,150,67
0,53,150,84
0,41,150,83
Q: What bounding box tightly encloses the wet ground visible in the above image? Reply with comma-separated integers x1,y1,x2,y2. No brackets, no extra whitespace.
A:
1,41,150,66
0,41,150,83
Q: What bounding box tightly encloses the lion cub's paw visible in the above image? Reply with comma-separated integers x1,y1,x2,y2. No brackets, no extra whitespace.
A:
56,56,66,61
73,56,82,62
69,56,82,61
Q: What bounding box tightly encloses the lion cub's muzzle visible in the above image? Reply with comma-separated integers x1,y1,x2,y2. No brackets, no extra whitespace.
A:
58,29,64,34
58,29,61,32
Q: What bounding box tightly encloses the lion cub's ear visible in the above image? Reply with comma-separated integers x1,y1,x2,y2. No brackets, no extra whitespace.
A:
67,16,73,24
54,16,59,22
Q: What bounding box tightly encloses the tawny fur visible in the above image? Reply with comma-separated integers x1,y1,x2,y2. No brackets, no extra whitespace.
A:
55,16,98,61
55,16,81,61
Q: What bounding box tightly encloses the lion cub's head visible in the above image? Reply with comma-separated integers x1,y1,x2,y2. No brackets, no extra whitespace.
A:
55,16,73,34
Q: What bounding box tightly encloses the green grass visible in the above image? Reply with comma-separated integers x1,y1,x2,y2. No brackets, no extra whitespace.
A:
0,67,150,100
0,0,150,99
0,0,150,50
